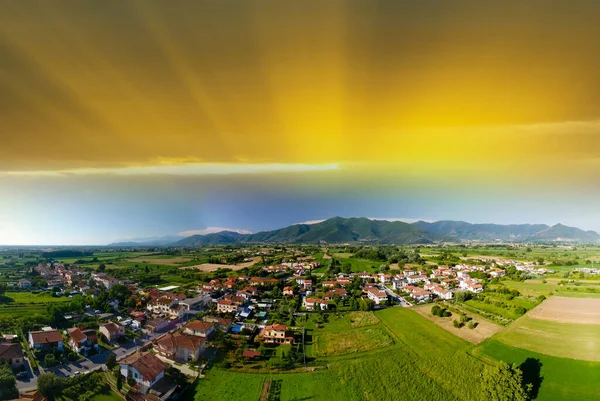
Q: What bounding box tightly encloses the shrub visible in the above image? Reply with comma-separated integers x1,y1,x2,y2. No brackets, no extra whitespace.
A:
452,320,464,329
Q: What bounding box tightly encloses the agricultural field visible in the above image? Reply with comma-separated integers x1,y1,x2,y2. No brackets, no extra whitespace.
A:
0,304,48,315
500,278,600,298
473,339,600,401
313,326,393,357
412,303,502,344
491,297,600,362
347,311,380,328
181,257,260,272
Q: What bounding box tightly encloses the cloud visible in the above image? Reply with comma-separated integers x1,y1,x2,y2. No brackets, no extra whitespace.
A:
296,219,326,225
178,227,253,237
367,217,433,224
1,163,341,176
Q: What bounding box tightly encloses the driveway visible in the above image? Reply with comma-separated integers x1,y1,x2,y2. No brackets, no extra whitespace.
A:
16,358,38,392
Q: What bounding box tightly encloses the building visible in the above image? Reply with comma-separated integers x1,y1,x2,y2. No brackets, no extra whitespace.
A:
142,318,169,334
119,352,166,394
258,323,294,344
202,316,232,332
324,288,348,301
303,297,329,311
217,299,238,314
99,321,125,342
18,279,32,288
283,286,294,296
184,320,215,338
68,328,98,353
0,343,24,368
366,288,388,305
28,329,63,351
155,332,206,363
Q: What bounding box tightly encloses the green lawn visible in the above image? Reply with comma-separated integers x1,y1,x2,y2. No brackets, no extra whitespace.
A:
89,392,123,401
473,339,600,401
0,304,48,315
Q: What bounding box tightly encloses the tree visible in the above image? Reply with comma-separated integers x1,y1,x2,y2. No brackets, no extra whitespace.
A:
482,361,528,401
116,371,123,390
0,363,19,400
37,373,64,401
98,264,106,272
106,353,117,370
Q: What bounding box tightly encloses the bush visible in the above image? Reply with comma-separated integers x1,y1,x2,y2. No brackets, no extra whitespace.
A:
467,321,477,329
460,314,471,323
452,320,464,329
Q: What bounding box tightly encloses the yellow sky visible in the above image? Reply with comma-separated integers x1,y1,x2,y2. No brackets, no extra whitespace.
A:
1,1,600,182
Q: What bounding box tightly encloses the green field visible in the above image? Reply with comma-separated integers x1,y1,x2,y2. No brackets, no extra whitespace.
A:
314,326,393,357
89,393,122,401
6,291,71,304
473,340,600,401
347,311,380,328
0,304,48,315
493,316,600,362
193,308,490,401
501,279,600,298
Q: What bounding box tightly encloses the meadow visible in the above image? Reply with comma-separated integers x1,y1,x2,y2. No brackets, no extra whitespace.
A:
6,291,71,304
473,340,600,401
313,326,394,357
191,307,492,401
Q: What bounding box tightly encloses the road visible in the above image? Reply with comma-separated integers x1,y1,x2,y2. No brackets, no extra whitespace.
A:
17,337,150,392
383,285,412,307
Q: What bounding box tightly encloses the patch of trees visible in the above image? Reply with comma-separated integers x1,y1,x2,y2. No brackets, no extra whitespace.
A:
482,361,530,401
42,250,93,258
0,363,19,400
431,305,452,317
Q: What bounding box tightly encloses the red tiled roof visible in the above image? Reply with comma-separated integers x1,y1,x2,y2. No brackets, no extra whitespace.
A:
0,343,23,360
100,322,122,334
185,320,214,332
157,332,205,352
121,352,166,381
68,328,87,343
242,350,261,358
29,330,62,345
264,323,287,331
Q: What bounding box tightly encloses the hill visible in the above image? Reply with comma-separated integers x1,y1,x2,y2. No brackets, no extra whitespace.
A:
173,217,600,246
175,217,446,246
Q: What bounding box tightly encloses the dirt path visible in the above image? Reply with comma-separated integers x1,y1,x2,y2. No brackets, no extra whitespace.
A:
260,380,271,401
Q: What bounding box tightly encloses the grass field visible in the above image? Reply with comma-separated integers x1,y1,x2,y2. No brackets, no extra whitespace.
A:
89,393,122,401
347,311,380,328
192,308,491,401
473,339,600,401
501,278,600,297
314,326,394,357
413,304,502,344
6,291,71,304
0,304,48,315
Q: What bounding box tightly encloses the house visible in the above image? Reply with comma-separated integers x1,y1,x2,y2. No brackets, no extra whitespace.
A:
217,299,238,314
18,279,32,288
242,350,261,359
406,274,429,285
430,286,453,300
366,287,388,305
258,323,294,344
0,343,24,368
144,318,170,334
303,280,312,290
147,296,176,315
184,320,215,338
68,328,98,353
155,332,206,363
119,352,166,394
324,288,347,301
28,329,63,351
202,316,232,332
303,297,329,311
409,288,432,302
459,279,484,293
99,321,125,342
322,281,337,288
489,269,505,278
283,286,294,296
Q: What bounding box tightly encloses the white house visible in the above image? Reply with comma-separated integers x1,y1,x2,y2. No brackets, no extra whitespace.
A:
119,352,166,394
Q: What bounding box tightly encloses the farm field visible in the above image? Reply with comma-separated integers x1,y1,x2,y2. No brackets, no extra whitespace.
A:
494,315,600,362
125,255,193,266
474,339,600,401
527,296,600,324
182,257,260,272
0,304,47,315
501,278,600,298
412,304,502,344
313,326,393,357
347,311,380,328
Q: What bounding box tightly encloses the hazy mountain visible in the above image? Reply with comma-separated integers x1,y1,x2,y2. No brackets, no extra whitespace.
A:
107,235,182,246
529,223,600,242
412,221,550,241
173,217,600,245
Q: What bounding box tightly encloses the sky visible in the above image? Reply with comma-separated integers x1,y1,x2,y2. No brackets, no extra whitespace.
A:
2,1,600,245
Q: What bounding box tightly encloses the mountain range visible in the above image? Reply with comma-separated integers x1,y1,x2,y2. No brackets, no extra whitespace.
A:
108,217,600,246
